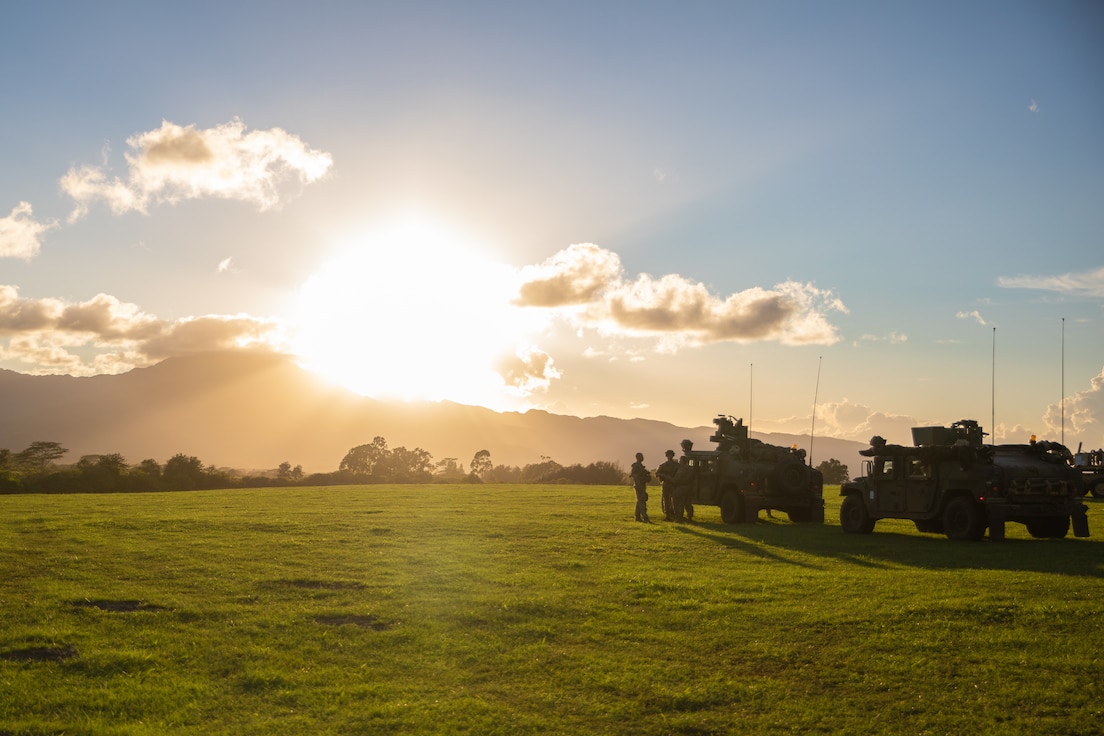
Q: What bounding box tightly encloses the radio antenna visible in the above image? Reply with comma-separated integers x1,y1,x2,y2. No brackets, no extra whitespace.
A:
749,362,753,433
991,327,996,446
809,356,822,467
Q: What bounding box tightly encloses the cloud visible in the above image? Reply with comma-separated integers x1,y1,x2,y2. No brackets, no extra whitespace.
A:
60,118,333,220
997,266,1104,298
1029,98,1039,113
496,346,562,394
514,243,622,307
514,244,847,346
853,331,908,347
0,202,58,259
956,310,989,326
217,257,236,274
1042,364,1104,449
816,399,923,445
0,285,287,376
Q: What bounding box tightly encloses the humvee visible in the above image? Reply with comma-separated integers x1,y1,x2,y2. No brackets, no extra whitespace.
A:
840,419,1089,541
680,415,825,524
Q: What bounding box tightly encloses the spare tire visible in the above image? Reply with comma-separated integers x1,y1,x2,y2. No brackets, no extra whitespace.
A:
771,460,807,496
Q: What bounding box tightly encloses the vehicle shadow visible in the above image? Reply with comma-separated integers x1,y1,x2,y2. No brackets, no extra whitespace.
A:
676,517,1104,578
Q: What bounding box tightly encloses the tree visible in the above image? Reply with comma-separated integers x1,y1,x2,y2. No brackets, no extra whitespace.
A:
136,459,162,480
164,453,205,490
14,441,68,472
435,457,464,478
389,446,434,480
521,456,564,483
340,436,390,475
816,458,849,485
76,453,129,492
277,461,293,482
470,449,493,479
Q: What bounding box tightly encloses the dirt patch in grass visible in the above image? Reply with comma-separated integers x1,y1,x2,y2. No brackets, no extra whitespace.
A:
315,614,391,630
73,599,166,612
1,644,77,662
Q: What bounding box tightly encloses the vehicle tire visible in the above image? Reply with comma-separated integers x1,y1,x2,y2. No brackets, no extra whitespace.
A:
720,490,744,524
772,460,806,496
1093,481,1104,499
810,503,825,524
840,494,875,534
1025,516,1070,539
943,496,986,541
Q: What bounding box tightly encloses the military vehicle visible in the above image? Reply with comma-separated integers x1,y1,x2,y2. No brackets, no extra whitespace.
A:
679,415,825,524
839,419,1090,541
1072,444,1104,498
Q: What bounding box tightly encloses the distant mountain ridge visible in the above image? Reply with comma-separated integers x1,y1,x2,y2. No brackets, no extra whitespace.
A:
0,352,867,476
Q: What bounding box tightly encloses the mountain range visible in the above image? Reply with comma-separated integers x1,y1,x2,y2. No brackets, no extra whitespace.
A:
0,352,867,476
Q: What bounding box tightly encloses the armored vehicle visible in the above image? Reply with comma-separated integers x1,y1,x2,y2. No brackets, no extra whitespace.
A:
681,415,825,524
1073,445,1104,498
840,419,1090,541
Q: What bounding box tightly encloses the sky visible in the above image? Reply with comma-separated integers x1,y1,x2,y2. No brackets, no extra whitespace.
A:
1,1,1102,450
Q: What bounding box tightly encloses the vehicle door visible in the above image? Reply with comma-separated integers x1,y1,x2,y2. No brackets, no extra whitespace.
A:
873,457,902,512
686,456,716,504
903,455,938,513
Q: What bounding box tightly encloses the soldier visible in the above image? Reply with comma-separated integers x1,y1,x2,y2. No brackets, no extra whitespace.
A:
630,452,652,523
656,449,680,521
673,439,695,522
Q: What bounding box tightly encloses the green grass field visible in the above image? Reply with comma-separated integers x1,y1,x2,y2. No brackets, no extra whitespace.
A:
1,485,1101,735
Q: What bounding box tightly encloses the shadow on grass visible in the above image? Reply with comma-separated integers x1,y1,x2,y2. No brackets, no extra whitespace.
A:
677,519,1104,577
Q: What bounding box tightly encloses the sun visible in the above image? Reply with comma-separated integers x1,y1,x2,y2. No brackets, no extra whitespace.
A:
294,218,544,408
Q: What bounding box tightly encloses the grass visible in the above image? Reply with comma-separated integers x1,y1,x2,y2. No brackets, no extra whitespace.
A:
0,485,1101,735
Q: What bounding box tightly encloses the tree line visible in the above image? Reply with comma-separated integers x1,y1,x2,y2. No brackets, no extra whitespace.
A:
0,438,630,493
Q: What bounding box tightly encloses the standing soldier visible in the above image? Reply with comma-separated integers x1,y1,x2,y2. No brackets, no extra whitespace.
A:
656,449,680,521
673,439,696,522
630,452,652,523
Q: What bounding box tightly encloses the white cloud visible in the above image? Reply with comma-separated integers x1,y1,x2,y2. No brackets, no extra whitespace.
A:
217,256,236,274
1028,98,1039,113
60,118,333,220
997,266,1104,298
496,346,562,395
956,310,989,326
0,202,58,259
1042,365,1104,449
853,330,908,347
514,243,847,347
0,285,288,375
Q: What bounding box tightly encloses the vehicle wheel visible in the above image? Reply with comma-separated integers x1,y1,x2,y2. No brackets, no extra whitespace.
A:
840,494,875,534
1025,516,1070,538
810,503,825,524
1093,481,1104,499
772,462,806,496
720,490,744,524
943,496,986,541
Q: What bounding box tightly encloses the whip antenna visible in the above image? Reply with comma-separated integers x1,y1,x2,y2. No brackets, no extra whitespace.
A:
809,356,822,467
991,327,996,446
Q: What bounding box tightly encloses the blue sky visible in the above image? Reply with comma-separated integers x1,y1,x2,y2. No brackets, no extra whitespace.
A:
1,1,1102,449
